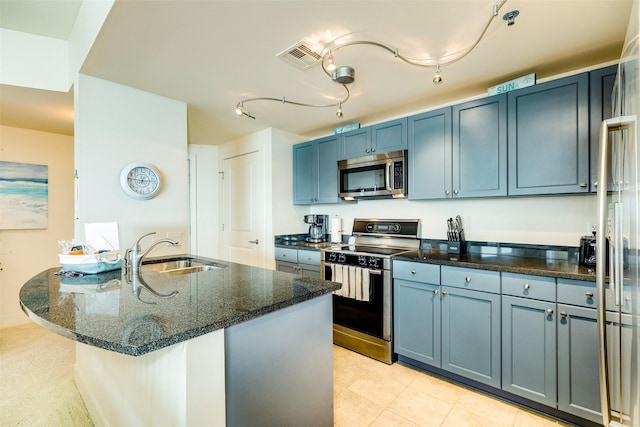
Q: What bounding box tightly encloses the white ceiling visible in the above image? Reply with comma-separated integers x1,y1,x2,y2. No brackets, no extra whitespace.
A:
0,0,633,144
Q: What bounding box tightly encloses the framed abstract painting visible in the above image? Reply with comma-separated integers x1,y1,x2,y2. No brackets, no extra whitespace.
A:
0,161,48,229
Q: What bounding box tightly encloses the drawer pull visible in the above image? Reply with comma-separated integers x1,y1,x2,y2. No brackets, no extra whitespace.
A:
560,312,568,319
585,291,594,299
465,276,471,283
411,270,416,275
442,291,447,296
433,289,439,295
523,283,530,290
546,309,554,316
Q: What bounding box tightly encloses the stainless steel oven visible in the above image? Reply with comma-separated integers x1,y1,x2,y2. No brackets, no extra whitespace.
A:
322,219,420,364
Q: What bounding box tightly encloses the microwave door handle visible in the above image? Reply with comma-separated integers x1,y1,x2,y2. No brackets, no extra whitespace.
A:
386,163,392,191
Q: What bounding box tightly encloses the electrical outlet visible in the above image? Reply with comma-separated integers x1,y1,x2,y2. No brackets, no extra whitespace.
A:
167,232,182,246
587,222,597,234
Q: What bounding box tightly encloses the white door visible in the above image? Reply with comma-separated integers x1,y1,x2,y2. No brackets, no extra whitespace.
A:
222,150,266,267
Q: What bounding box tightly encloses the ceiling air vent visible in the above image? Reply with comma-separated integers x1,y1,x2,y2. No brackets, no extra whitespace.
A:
276,40,322,70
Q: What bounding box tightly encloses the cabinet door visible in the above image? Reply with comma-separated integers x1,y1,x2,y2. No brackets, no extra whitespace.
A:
557,304,600,423
441,286,501,388
557,304,633,424
408,107,452,200
508,73,589,195
315,135,340,204
298,264,321,278
589,65,618,192
276,261,299,275
292,141,317,205
501,296,556,406
453,94,507,198
340,127,372,159
372,118,407,154
394,278,441,367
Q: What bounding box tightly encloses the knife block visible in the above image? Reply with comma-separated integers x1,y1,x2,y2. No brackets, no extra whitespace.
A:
447,229,466,255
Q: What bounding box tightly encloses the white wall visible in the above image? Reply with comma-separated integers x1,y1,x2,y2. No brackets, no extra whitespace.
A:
311,194,597,246
74,74,189,254
0,126,74,328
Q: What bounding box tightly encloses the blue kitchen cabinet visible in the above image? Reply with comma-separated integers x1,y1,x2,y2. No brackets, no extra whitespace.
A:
557,279,633,424
293,135,340,205
408,107,452,199
340,127,371,159
589,65,618,193
340,118,407,160
452,94,507,198
440,266,501,388
371,118,408,154
393,261,441,367
501,273,557,406
275,247,321,278
507,73,590,195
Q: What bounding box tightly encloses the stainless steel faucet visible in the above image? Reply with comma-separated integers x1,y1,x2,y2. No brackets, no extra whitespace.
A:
125,232,179,273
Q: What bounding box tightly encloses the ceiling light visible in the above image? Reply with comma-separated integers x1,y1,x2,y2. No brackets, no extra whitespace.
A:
326,49,337,72
433,64,443,84
502,10,519,26
235,0,513,120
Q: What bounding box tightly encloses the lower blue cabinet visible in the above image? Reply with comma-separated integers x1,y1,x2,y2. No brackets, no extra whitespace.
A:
501,295,557,406
394,278,441,367
441,285,501,388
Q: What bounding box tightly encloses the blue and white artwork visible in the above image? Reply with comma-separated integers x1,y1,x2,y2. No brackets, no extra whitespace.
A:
0,161,48,229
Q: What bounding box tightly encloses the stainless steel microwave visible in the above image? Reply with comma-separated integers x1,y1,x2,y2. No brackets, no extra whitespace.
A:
338,150,407,200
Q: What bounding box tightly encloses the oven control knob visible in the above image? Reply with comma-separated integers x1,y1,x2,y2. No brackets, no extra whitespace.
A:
392,224,401,232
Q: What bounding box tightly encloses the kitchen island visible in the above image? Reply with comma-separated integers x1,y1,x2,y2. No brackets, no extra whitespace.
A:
19,256,340,427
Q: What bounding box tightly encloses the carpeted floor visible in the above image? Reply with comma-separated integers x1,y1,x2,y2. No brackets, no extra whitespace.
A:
0,323,93,426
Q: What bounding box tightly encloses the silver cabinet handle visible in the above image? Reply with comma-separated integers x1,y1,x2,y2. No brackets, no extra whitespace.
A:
433,289,439,295
441,291,447,296
546,309,554,316
411,270,416,275
465,276,471,283
248,239,259,245
560,311,568,319
371,147,375,152
585,291,594,299
579,182,588,188
523,283,530,290
453,189,459,195
445,190,450,195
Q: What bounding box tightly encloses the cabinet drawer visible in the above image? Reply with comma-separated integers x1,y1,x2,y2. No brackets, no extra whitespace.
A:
557,279,597,308
441,266,500,294
502,273,556,302
393,261,440,284
275,247,298,263
297,249,321,266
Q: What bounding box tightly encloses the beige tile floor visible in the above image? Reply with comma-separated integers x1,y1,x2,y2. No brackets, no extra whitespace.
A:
333,345,571,427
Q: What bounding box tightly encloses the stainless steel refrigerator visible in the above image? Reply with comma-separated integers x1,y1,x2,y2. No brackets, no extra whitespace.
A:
596,1,640,425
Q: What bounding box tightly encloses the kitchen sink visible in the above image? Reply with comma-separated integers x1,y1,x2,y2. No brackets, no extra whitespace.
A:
141,257,227,275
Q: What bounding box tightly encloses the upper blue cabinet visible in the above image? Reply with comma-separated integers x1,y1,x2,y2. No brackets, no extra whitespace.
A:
507,73,590,195
408,94,506,200
340,118,407,159
292,135,340,205
589,65,618,193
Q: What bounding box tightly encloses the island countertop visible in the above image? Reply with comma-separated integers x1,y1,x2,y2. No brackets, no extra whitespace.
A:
19,255,341,357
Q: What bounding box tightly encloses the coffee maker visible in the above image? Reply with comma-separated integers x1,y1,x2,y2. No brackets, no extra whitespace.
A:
304,214,328,243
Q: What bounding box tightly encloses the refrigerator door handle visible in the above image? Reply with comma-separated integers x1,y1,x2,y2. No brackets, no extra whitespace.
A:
596,115,636,427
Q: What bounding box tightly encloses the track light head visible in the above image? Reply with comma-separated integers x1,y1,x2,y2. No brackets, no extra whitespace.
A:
432,64,443,84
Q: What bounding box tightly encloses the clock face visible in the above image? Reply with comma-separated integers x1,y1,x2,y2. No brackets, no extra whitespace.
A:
120,163,162,199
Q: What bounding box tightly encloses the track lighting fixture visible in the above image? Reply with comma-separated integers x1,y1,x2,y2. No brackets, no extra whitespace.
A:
432,64,443,84
235,0,513,120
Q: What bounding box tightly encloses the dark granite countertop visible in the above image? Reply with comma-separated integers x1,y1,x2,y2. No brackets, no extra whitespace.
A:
395,249,597,282
19,255,340,357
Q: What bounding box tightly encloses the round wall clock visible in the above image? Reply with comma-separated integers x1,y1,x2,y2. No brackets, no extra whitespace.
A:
120,162,162,200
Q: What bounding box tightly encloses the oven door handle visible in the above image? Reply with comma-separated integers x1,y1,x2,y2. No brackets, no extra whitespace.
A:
368,269,382,275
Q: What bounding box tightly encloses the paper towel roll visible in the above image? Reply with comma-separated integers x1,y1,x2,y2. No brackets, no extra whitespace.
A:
330,217,342,243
